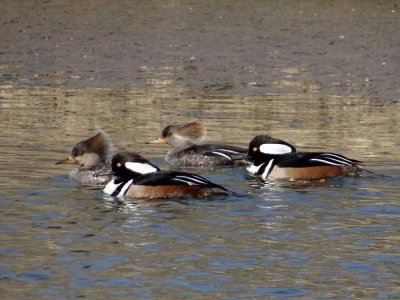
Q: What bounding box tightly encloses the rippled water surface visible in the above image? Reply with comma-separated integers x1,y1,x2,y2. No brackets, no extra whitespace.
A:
1,1,400,297
0,87,399,299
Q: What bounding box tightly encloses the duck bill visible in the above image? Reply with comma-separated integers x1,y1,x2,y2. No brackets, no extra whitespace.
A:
146,138,166,144
55,157,78,165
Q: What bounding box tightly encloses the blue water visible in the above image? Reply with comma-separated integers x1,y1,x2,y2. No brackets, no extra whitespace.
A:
1,0,400,297
1,166,399,299
0,89,399,299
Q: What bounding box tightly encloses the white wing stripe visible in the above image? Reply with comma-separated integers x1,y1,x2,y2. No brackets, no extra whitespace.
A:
190,174,208,181
180,175,208,183
322,153,354,164
310,158,342,166
173,178,196,185
174,175,208,185
214,149,240,154
322,157,352,166
211,151,232,160
311,154,353,166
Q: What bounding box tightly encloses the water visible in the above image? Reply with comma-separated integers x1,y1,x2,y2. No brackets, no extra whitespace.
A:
1,0,400,298
0,88,399,299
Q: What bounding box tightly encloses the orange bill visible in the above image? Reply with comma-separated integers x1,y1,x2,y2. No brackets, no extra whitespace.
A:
146,138,166,144
55,157,78,165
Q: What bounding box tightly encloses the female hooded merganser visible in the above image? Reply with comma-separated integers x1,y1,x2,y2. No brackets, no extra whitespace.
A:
148,121,247,167
246,135,364,181
56,132,113,185
101,151,232,199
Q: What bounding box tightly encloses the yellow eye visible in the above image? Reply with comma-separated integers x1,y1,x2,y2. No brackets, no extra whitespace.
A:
253,147,258,152
116,162,122,168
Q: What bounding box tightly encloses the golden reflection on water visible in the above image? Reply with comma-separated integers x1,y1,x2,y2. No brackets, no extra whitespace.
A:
0,86,398,191
1,86,399,156
0,88,399,183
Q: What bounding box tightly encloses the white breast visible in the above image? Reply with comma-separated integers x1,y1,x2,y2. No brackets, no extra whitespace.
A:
103,180,123,196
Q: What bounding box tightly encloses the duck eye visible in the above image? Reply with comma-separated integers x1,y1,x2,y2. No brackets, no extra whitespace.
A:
116,162,122,168
252,147,258,152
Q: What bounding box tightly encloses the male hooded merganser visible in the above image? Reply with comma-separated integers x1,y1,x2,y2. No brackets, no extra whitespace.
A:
56,132,113,185
148,121,247,167
101,151,232,199
246,135,364,181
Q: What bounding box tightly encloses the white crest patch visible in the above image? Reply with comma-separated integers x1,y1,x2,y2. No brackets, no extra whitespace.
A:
103,180,123,196
259,143,293,155
125,162,158,174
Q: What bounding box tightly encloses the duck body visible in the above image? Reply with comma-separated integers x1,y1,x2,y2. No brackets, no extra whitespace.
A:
68,163,112,185
102,152,231,199
247,135,363,181
105,170,230,199
165,143,247,167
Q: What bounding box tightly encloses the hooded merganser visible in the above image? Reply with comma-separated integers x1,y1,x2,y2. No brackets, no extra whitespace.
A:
148,121,247,167
56,132,113,185
101,151,232,199
246,135,364,181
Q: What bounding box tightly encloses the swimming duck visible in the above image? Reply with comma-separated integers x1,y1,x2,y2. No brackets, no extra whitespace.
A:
246,135,364,181
101,151,232,199
148,121,247,167
56,132,113,185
